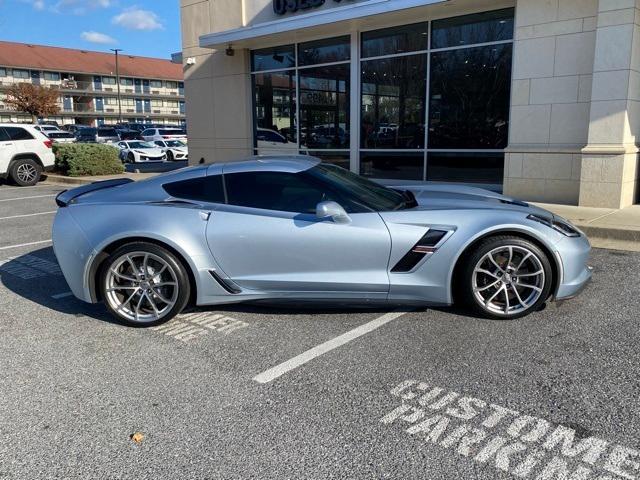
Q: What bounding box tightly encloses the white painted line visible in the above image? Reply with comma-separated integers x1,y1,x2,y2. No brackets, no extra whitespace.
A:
0,194,56,203
0,211,56,221
0,239,52,251
52,292,73,299
253,310,408,384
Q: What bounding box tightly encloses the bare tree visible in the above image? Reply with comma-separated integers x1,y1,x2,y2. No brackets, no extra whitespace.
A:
4,83,60,122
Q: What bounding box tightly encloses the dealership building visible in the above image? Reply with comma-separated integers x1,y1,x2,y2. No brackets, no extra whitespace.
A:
180,0,640,208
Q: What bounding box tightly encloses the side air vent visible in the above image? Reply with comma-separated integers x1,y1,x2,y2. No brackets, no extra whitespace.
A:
391,229,448,273
209,270,241,294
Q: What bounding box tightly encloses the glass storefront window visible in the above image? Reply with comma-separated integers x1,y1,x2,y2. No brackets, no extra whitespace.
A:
253,71,297,154
298,36,350,66
251,45,296,71
360,152,424,180
361,23,429,58
427,152,504,187
431,8,515,49
428,43,512,149
299,64,350,150
361,54,426,149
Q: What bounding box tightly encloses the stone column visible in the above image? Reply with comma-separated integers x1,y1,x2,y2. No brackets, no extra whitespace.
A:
504,0,598,205
180,0,253,166
579,0,640,208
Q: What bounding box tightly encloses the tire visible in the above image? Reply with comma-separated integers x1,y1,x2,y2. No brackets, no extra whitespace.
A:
127,152,136,164
99,242,191,327
458,236,553,320
166,151,174,162
9,158,42,186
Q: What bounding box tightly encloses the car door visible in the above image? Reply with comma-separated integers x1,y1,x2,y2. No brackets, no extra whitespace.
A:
204,164,392,296
0,128,16,172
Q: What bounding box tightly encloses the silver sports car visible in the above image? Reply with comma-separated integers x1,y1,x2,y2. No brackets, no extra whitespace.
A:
52,156,592,326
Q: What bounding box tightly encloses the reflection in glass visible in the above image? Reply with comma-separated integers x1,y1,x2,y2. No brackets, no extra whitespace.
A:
252,71,298,154
360,152,424,180
431,8,514,49
298,36,350,66
361,23,428,58
305,151,350,170
429,44,512,149
299,64,350,150
251,45,295,71
361,55,426,149
427,152,504,188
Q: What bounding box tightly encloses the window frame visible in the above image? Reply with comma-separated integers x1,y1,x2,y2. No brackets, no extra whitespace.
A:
249,7,514,190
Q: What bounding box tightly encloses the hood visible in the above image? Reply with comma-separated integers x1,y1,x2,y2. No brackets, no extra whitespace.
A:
391,183,551,217
134,148,164,156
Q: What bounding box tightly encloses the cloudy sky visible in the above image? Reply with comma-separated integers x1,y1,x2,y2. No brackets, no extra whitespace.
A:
3,0,181,58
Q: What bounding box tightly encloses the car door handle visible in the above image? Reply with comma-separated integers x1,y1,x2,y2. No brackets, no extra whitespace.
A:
1,143,12,146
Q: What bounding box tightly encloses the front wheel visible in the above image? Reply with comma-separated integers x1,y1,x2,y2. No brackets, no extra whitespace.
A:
10,158,42,186
459,236,553,320
100,242,191,326
127,152,136,164
166,150,174,162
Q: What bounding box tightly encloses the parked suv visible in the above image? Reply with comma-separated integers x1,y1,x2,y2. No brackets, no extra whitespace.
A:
141,127,187,142
0,124,55,186
75,127,120,144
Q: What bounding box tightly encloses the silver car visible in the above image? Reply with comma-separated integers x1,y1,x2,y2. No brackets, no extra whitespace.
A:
52,156,592,326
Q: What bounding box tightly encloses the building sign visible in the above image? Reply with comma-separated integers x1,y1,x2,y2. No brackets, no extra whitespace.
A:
273,0,351,16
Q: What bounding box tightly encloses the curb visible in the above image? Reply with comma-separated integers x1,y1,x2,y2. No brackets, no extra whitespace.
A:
577,225,640,252
42,174,94,186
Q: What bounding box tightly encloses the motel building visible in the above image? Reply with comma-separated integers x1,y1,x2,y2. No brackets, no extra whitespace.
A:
180,0,640,209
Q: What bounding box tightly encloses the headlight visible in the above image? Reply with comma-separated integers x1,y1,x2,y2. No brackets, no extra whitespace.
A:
527,214,580,237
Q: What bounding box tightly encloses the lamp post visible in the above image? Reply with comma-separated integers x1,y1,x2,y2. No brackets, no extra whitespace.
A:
110,48,123,123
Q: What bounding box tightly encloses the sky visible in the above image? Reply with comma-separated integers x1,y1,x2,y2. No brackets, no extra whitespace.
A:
1,0,181,59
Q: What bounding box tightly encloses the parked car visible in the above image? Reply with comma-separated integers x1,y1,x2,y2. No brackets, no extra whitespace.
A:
117,129,143,141
152,139,188,161
47,131,76,144
75,127,120,144
141,127,187,142
0,123,54,186
116,140,167,163
34,125,64,136
52,156,592,326
63,124,89,134
256,127,298,155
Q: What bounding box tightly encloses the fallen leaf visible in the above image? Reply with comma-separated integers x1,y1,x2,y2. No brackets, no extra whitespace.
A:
130,432,144,444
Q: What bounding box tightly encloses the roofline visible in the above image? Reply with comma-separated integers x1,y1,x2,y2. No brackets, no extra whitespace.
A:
199,0,448,49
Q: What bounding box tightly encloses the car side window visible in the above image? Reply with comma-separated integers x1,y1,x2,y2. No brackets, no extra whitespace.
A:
224,171,363,214
0,128,10,142
142,129,152,136
4,127,34,141
154,141,164,147
163,175,225,204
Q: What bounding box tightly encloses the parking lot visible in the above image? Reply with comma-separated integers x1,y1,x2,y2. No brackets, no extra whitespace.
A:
0,182,639,479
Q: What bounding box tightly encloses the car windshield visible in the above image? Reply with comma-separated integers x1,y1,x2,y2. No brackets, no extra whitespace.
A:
128,141,155,149
306,163,415,212
165,140,186,147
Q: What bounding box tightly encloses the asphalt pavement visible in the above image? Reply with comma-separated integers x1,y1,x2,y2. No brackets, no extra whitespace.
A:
0,181,639,479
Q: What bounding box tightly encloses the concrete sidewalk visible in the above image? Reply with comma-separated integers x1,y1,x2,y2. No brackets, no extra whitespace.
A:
43,173,640,251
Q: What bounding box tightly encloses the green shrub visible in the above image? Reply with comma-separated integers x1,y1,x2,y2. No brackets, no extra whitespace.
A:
54,143,125,177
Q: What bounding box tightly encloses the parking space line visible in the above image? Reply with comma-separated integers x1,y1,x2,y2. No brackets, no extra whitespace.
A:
52,292,73,300
0,211,56,221
0,240,52,251
0,194,56,203
253,310,408,384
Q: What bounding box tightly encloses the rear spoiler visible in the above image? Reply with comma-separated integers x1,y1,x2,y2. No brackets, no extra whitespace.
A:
55,178,134,207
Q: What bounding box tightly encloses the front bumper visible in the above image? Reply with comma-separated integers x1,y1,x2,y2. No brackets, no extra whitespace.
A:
554,233,593,300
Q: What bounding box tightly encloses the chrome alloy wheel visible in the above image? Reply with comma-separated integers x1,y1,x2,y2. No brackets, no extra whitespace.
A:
104,251,179,323
16,163,38,183
472,245,545,316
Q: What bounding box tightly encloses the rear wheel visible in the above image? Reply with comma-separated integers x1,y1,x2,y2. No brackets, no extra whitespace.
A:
100,242,190,327
10,158,42,186
459,236,553,320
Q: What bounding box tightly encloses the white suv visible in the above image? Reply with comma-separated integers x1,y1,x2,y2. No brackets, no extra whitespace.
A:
141,127,187,142
0,124,55,186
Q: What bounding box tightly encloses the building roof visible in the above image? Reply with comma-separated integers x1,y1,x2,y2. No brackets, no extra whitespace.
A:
0,41,183,81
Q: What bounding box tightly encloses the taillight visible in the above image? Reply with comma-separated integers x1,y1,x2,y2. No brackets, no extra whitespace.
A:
44,140,53,148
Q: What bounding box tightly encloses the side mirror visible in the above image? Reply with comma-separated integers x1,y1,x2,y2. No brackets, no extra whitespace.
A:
316,201,351,224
